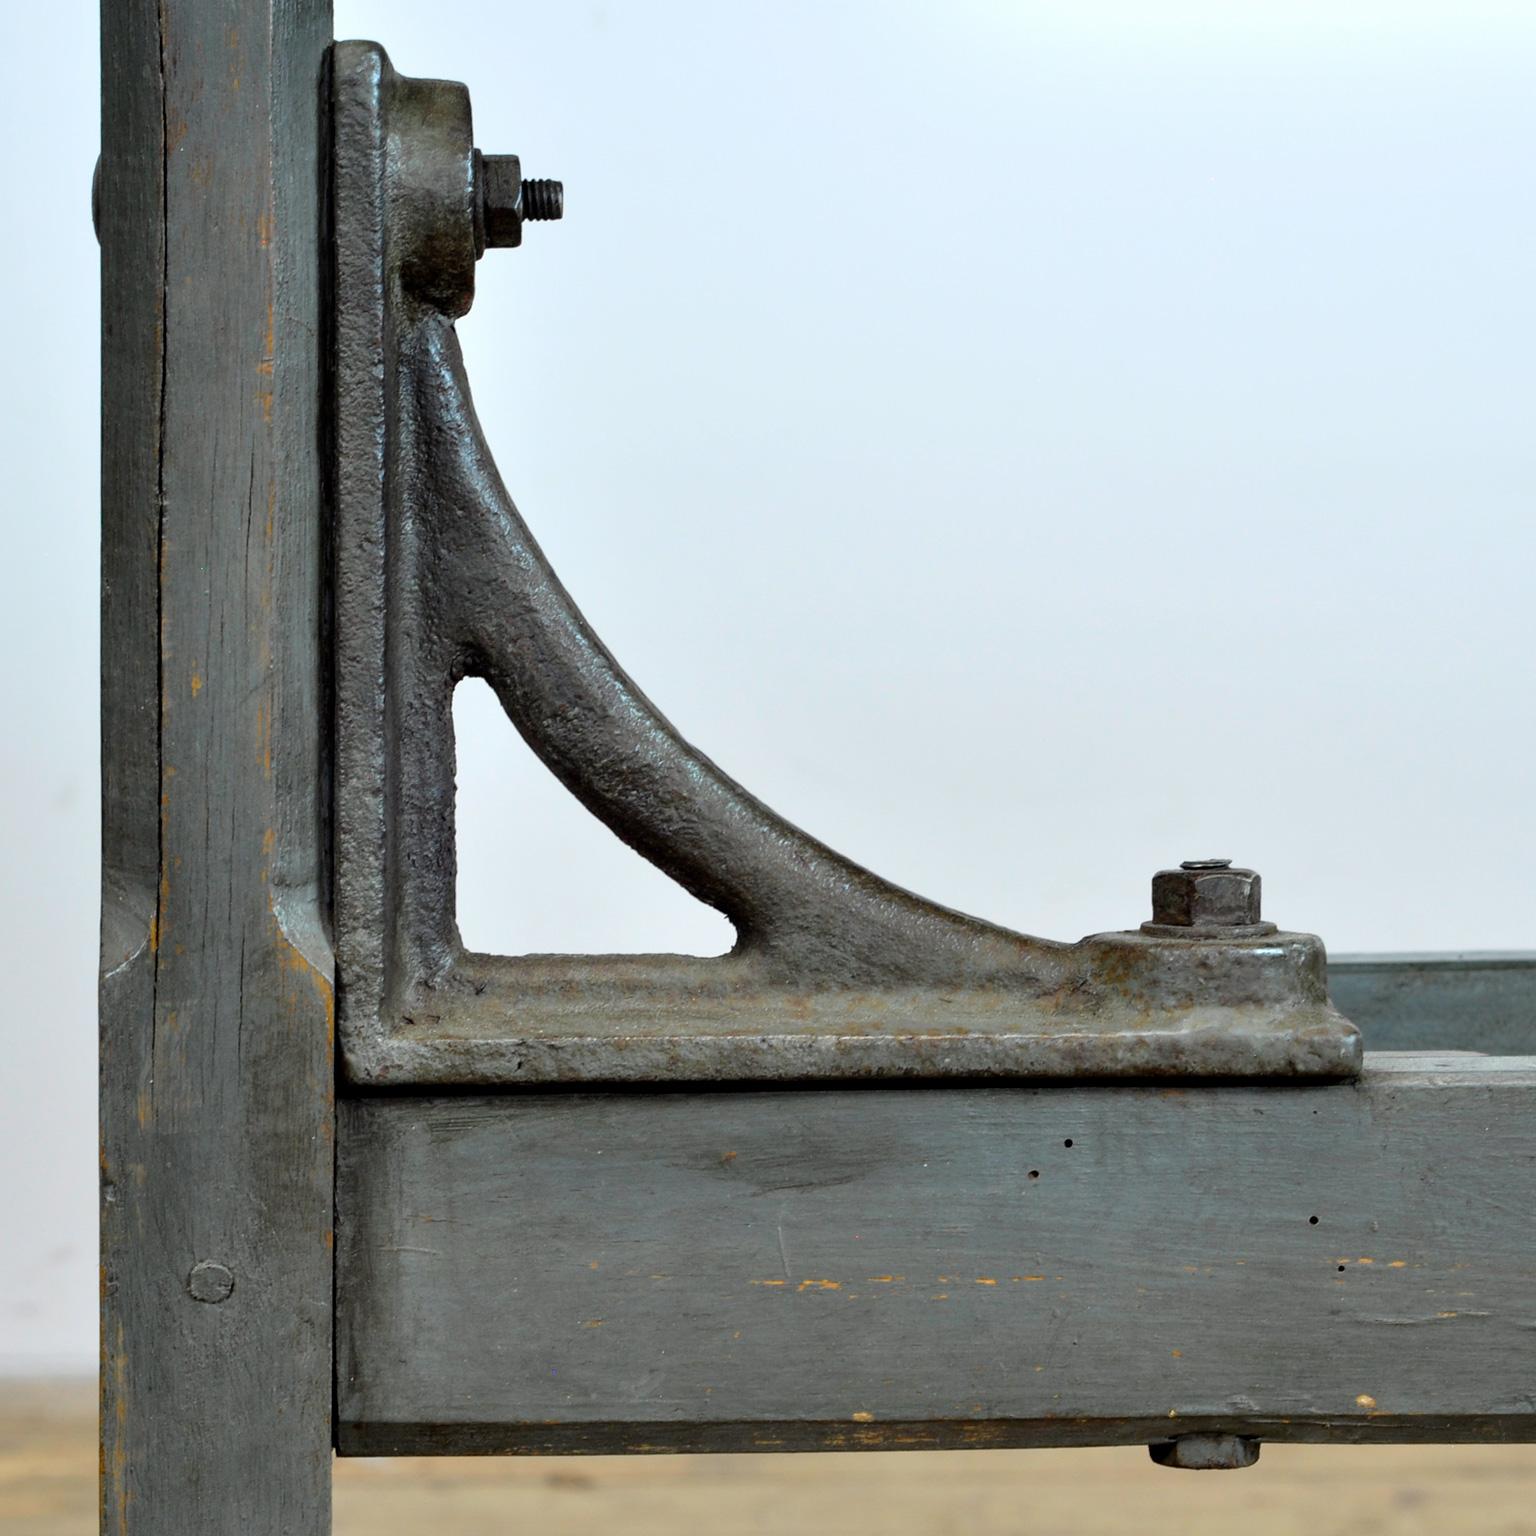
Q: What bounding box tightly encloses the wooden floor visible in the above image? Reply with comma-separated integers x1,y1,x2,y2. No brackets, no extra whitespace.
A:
8,1379,1536,1535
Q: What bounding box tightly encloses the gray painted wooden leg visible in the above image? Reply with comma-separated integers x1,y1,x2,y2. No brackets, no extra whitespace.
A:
99,2,334,1530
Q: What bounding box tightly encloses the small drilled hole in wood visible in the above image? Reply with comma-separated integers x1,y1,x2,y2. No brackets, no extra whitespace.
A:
1063,1138,1074,1148
1309,1215,1320,1225
1028,1169,1040,1180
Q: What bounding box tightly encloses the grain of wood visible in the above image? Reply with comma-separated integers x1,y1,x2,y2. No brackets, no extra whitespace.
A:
99,1,333,1529
338,1058,1536,1452
7,1380,1536,1536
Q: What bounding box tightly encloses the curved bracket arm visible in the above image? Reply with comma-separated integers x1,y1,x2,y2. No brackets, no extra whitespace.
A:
332,41,1359,1085
413,315,1065,990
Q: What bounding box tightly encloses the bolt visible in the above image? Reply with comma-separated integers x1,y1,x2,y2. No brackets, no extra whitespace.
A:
1146,859,1266,932
1150,1434,1260,1470
475,152,563,254
186,1260,235,1305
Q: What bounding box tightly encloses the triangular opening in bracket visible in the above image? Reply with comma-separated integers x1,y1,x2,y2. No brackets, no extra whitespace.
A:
453,678,737,957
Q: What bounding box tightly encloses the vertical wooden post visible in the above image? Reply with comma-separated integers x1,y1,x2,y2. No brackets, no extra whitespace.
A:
100,2,334,1530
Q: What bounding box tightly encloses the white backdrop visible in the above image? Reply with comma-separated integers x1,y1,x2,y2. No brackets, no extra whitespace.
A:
2,0,1532,1372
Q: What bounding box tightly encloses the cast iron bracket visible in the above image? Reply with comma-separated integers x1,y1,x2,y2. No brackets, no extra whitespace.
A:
331,42,1361,1086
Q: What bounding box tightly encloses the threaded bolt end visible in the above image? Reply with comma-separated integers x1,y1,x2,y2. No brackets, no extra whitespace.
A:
522,179,564,221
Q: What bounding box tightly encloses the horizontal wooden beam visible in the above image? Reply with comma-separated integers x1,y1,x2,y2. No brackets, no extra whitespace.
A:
1330,954,1536,1053
336,1054,1536,1455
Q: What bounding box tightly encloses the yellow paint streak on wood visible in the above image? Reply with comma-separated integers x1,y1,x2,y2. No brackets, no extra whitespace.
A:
796,1280,841,1292
975,1277,998,1286
190,671,202,697
109,1321,129,1528
258,295,275,374
1356,1394,1378,1409
272,918,337,1088
867,1275,900,1284
256,700,271,778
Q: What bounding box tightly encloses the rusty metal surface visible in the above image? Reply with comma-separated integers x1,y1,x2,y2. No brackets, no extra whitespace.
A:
330,42,1360,1087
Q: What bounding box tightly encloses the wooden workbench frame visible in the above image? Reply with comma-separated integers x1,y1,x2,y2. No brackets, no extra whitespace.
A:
99,2,1534,1526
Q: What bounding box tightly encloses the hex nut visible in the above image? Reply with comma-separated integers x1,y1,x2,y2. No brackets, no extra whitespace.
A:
1150,862,1262,929
480,154,524,249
